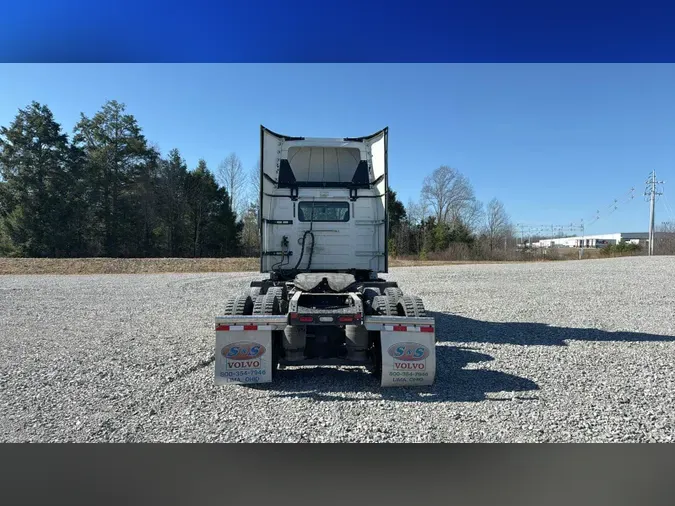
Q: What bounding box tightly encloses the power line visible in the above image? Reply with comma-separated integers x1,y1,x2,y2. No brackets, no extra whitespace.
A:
548,187,636,238
582,187,635,230
517,185,637,257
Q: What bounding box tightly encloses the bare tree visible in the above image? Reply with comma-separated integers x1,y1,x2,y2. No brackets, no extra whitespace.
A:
244,160,261,234
240,203,260,256
217,152,246,218
657,221,675,255
484,198,511,253
401,198,424,255
462,199,485,235
248,160,260,208
405,198,425,225
421,165,477,225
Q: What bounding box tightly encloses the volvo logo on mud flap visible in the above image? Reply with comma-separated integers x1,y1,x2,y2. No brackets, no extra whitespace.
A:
387,342,430,362
221,342,266,360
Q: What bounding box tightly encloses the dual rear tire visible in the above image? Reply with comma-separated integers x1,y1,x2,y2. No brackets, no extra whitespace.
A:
371,294,426,317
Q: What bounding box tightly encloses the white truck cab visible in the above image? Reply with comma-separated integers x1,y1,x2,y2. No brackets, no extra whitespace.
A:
215,126,436,387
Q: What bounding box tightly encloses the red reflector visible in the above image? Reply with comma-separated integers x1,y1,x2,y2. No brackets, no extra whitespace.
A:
216,325,230,331
290,313,298,319
338,316,353,322
243,325,258,331
299,316,313,323
420,326,434,333
354,313,362,320
393,325,407,332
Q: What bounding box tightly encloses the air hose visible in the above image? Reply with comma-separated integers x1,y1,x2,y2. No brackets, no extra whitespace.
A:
293,230,315,271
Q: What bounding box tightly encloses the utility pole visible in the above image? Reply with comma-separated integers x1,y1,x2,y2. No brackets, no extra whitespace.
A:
645,170,664,256
517,223,526,249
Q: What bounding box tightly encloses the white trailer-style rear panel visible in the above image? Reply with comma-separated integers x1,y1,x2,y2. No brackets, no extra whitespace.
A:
260,126,388,274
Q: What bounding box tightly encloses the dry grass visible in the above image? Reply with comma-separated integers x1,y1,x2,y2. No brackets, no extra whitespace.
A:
1,256,523,275
1,257,481,275
388,258,507,266
0,251,613,275
0,257,260,275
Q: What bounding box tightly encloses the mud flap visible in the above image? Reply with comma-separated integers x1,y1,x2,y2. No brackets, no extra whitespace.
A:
215,322,277,385
379,324,436,387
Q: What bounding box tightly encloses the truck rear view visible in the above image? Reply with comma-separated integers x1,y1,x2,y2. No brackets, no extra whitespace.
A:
215,126,436,387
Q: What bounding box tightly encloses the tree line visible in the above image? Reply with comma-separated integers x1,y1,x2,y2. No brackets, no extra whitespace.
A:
0,100,515,260
0,100,249,258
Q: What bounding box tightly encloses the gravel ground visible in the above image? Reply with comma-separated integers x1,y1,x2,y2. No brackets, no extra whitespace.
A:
1,256,674,442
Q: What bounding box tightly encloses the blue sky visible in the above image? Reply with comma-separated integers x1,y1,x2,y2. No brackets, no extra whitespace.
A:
1,64,674,234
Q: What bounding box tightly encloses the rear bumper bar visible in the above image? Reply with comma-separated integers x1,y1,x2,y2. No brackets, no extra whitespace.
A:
214,314,435,330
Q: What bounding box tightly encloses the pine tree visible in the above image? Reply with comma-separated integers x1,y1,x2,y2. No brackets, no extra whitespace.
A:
185,159,220,257
201,184,241,257
156,148,190,257
73,100,154,257
0,102,83,256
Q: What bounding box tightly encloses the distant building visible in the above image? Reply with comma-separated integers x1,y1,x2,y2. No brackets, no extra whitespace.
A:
530,232,658,249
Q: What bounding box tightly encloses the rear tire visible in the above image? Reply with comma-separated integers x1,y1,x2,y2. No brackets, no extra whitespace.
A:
224,294,254,316
265,286,288,313
397,295,426,317
372,295,399,316
253,293,282,315
384,287,404,300
265,286,286,299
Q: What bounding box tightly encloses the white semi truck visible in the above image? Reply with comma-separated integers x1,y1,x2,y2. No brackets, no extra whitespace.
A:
215,126,436,387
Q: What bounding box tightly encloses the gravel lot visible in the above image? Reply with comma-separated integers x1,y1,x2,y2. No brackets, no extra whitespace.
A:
1,256,674,442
